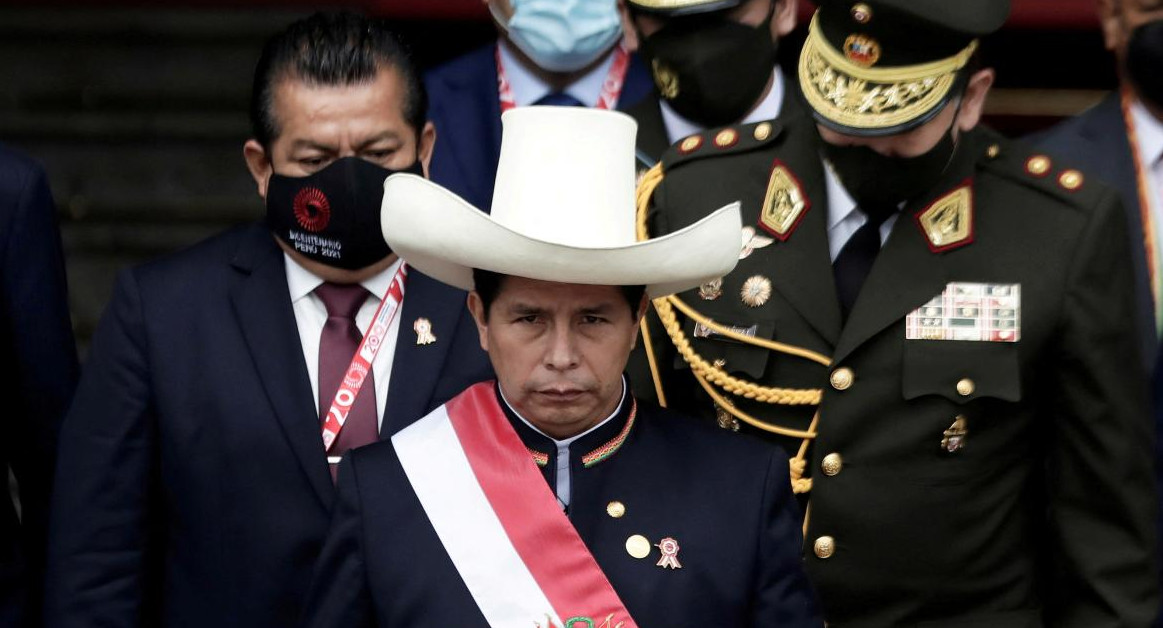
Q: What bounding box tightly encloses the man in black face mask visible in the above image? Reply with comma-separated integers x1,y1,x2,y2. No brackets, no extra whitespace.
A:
635,0,1159,625
618,0,798,163
44,12,492,628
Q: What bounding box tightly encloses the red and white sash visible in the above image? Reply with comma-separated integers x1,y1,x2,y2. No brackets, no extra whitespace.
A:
392,382,638,628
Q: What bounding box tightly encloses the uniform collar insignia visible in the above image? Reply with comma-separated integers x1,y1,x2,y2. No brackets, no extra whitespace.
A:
758,159,811,241
915,180,974,253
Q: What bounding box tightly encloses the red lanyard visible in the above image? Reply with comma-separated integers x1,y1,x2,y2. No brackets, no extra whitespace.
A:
1121,87,1163,333
495,42,630,113
320,263,407,452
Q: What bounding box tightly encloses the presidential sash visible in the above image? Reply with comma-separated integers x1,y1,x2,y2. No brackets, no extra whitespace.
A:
392,381,638,628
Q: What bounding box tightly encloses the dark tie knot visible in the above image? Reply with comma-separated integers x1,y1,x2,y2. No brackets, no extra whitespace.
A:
861,203,899,228
533,91,585,107
315,282,369,320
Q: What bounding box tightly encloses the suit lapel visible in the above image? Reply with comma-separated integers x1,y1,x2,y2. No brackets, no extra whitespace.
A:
763,122,843,347
382,270,468,435
229,228,333,506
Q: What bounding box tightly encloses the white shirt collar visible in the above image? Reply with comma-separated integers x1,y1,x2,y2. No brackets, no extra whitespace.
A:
1131,98,1163,168
823,159,859,230
660,68,785,144
283,253,403,303
500,376,627,448
497,40,617,108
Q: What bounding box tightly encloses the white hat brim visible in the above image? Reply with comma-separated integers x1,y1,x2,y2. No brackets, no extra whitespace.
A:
382,173,742,297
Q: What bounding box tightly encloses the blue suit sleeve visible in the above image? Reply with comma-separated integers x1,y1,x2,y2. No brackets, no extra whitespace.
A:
2,155,77,626
44,270,157,628
751,450,823,627
300,452,374,628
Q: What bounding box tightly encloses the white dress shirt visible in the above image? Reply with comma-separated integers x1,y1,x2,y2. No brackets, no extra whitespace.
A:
497,40,617,107
1130,99,1163,269
284,254,404,431
823,160,900,261
660,69,786,144
500,378,628,510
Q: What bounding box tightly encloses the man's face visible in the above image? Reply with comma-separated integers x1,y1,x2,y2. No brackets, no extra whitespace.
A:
467,277,644,440
815,68,995,158
243,65,436,199
1102,0,1163,60
621,0,796,50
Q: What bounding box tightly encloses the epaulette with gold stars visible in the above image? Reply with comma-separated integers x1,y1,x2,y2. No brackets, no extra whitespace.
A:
660,120,786,172
976,130,1103,210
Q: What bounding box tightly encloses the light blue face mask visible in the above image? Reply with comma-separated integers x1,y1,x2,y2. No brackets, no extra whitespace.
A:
495,0,624,73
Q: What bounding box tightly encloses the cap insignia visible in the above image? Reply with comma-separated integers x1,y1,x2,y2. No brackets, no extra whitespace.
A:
916,183,974,253
758,160,810,241
843,34,881,67
651,59,679,100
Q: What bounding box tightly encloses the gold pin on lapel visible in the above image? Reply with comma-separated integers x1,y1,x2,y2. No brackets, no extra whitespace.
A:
413,318,436,345
740,275,772,308
942,415,968,453
759,163,808,241
699,277,723,301
918,185,973,252
740,226,774,260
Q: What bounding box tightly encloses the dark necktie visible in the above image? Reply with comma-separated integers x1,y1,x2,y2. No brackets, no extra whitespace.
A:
533,91,585,107
315,282,379,481
833,204,898,321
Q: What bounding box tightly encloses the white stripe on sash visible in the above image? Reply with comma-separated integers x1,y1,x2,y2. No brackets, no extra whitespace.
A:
393,406,562,628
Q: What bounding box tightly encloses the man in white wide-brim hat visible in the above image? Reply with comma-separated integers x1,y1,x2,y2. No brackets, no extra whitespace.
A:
301,107,822,627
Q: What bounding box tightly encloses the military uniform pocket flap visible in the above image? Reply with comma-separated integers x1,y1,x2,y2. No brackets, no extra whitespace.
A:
681,315,778,380
902,341,1021,403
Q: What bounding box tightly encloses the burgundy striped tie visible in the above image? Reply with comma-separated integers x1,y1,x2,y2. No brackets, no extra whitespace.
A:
315,282,379,481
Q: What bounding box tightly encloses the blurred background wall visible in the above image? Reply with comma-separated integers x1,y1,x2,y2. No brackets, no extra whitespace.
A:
0,0,1116,354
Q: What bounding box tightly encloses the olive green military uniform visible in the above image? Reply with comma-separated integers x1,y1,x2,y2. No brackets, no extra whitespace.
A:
637,109,1158,626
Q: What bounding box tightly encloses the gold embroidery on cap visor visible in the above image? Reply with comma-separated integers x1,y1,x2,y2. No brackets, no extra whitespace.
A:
798,13,978,132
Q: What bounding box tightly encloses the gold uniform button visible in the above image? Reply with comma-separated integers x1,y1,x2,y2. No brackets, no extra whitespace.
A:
1025,155,1051,177
753,122,772,141
1059,169,1084,191
714,128,739,148
814,536,835,559
626,534,651,559
607,501,626,518
956,378,975,397
830,367,854,391
986,143,1000,159
821,453,843,476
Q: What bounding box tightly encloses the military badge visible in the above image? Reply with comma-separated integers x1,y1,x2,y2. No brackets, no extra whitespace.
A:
413,317,436,345
916,184,973,252
759,160,809,241
651,59,679,99
941,416,968,453
905,282,1021,342
698,277,723,301
740,226,774,260
655,537,682,569
740,275,772,308
843,34,881,67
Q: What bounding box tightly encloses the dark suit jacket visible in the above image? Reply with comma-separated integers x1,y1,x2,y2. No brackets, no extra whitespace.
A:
1032,92,1156,370
0,145,77,628
43,223,492,628
641,117,1158,626
425,43,654,213
301,385,821,627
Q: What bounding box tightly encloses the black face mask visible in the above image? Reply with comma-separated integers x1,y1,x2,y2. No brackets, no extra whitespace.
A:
636,3,778,128
822,119,960,210
1127,19,1163,111
266,156,423,271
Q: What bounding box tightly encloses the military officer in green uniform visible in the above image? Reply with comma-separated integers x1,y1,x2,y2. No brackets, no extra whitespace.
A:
635,0,1160,625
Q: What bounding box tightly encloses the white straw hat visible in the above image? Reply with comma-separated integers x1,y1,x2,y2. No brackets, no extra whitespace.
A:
381,106,741,296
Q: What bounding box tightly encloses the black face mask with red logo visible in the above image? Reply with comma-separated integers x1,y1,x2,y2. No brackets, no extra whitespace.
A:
265,156,424,271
